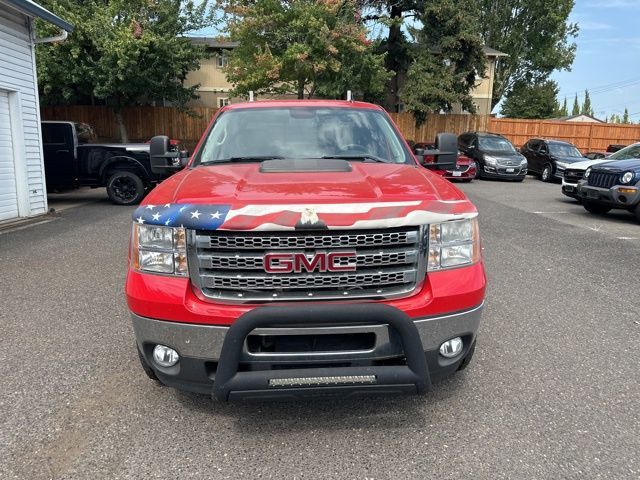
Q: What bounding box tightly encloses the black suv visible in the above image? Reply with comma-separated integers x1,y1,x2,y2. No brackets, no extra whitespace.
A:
577,143,640,223
521,139,585,182
458,132,527,180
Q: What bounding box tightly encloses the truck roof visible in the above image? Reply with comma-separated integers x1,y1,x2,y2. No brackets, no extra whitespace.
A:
223,99,384,111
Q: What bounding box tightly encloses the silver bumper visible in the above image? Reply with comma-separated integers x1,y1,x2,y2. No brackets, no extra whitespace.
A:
131,303,483,362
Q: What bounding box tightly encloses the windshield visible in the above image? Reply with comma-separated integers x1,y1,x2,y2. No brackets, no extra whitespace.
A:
478,137,516,153
550,144,582,158
607,143,640,161
194,107,411,165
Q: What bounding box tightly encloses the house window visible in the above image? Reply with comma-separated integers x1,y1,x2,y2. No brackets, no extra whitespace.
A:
217,54,228,68
218,97,230,108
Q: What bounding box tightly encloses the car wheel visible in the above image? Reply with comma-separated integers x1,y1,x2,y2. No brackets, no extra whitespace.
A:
541,164,553,182
634,203,640,224
583,200,612,215
137,345,161,383
472,161,480,179
107,171,145,205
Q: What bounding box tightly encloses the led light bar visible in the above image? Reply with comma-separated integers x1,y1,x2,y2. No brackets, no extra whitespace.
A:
268,375,377,388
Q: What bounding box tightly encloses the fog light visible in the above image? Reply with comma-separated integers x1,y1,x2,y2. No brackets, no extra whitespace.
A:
439,337,463,358
152,344,179,367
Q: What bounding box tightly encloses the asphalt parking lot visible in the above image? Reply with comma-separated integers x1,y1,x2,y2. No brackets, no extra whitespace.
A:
1,178,638,479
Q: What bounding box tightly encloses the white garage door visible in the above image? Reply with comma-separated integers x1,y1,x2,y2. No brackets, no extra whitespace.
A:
0,90,19,221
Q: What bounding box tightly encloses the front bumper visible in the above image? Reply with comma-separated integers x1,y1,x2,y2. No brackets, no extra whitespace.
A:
561,179,579,198
482,165,527,179
578,183,640,208
133,302,483,399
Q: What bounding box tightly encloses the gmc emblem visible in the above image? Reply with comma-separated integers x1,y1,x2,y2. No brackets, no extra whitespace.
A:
264,252,357,273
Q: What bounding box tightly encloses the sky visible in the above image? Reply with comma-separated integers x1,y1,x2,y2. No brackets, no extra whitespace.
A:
552,0,640,121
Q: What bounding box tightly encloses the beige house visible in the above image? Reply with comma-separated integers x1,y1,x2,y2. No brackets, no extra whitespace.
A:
185,38,507,115
457,46,508,116
185,38,239,108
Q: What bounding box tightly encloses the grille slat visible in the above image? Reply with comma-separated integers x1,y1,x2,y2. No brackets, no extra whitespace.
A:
197,230,418,250
191,227,423,302
588,171,619,188
200,268,416,290
198,248,418,270
563,169,584,183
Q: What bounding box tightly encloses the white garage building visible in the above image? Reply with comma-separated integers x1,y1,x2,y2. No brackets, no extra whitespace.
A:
0,0,72,223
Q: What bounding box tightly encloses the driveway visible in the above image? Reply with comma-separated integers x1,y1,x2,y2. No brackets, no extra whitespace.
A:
0,178,638,479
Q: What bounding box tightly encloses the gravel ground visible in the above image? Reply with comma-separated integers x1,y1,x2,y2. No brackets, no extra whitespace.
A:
0,178,638,479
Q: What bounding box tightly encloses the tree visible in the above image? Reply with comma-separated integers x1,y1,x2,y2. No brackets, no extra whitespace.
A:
572,94,580,116
36,0,214,142
400,0,486,124
623,108,630,124
500,80,560,119
477,0,578,109
581,90,593,116
609,113,621,123
559,97,568,116
221,0,388,100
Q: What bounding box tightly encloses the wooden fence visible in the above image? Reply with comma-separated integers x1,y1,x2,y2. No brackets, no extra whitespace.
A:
486,118,640,152
40,105,640,153
40,105,218,145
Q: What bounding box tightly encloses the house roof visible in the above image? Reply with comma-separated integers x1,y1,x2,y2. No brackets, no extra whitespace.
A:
3,0,73,31
552,114,605,123
482,46,508,57
187,37,239,49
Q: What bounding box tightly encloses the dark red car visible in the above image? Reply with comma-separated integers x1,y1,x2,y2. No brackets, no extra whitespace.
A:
413,142,477,182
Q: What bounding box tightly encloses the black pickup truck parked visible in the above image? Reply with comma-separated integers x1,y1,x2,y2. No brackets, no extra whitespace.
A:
42,121,186,205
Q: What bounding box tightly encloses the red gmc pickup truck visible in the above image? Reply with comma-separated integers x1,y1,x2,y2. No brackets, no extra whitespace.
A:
126,100,486,401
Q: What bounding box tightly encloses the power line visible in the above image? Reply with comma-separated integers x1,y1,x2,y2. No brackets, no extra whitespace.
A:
558,76,640,98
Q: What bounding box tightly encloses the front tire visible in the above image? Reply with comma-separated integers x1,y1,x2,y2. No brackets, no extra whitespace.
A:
541,164,553,182
583,201,612,215
106,171,145,205
634,203,640,224
472,161,480,179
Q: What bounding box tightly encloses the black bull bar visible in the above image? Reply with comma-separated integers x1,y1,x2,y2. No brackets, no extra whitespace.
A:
212,304,432,401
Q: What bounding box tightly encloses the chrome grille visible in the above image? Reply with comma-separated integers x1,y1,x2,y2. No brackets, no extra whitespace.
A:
189,227,424,302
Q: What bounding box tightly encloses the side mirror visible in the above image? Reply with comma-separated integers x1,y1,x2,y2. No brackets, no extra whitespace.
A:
150,135,183,174
419,133,458,170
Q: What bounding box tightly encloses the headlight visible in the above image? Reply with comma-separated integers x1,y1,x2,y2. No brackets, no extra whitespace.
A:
428,218,480,271
621,171,634,184
520,158,527,166
484,156,498,166
584,167,591,179
131,224,188,276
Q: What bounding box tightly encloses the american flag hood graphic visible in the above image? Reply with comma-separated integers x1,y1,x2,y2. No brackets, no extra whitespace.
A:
132,199,477,231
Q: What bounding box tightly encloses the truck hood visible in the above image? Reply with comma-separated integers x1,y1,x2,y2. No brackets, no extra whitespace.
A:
140,162,477,231
564,158,611,171
593,158,640,173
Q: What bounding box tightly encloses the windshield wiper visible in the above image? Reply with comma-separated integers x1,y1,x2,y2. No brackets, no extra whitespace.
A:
320,154,390,163
201,155,284,165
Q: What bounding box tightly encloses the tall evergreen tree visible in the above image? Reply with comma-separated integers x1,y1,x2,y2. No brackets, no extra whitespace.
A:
623,108,630,124
571,94,580,116
400,0,486,124
559,97,568,116
581,90,593,116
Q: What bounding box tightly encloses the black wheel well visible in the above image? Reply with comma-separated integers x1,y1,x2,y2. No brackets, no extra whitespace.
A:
102,160,149,185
